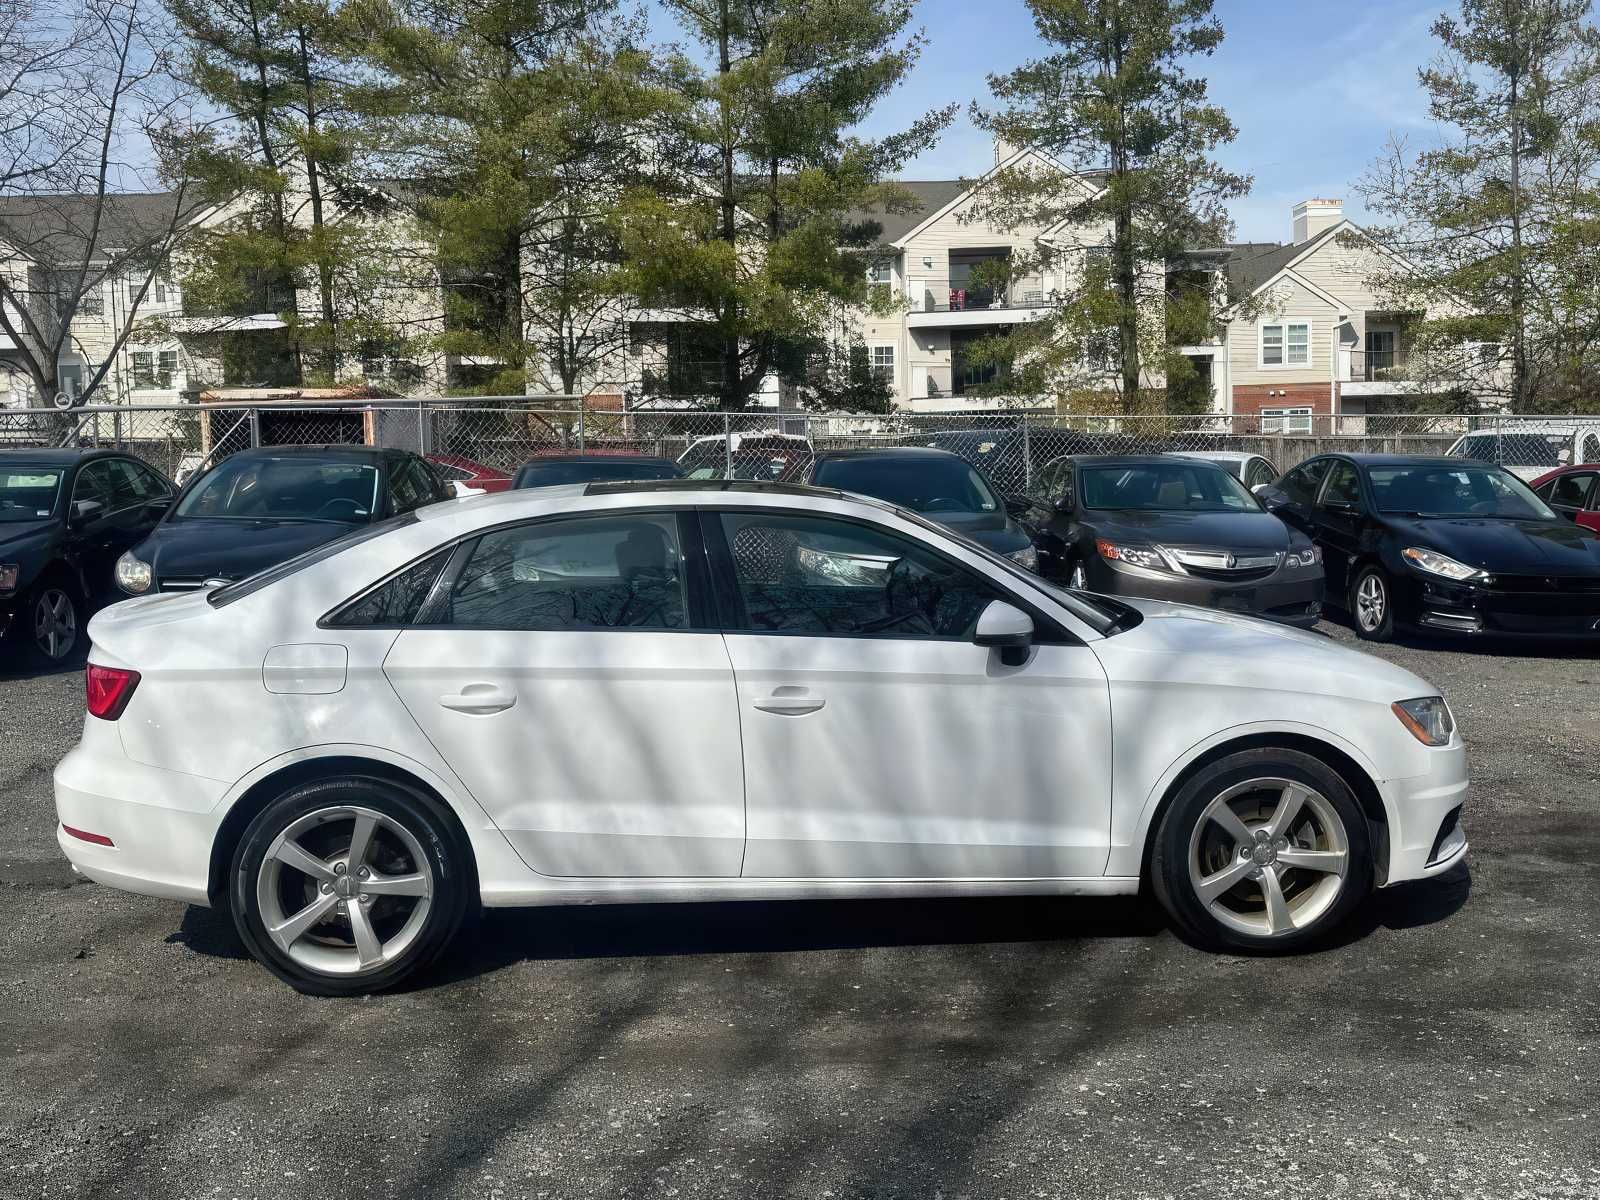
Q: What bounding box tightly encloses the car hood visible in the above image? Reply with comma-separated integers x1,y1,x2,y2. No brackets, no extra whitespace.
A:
931,509,1032,555
1089,508,1293,551
1388,515,1600,574
1097,597,1436,705
133,518,352,582
0,518,57,554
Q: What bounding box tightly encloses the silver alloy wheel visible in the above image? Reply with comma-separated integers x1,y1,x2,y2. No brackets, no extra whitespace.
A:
256,805,435,977
1355,572,1386,632
32,587,77,660
1068,561,1088,589
1186,777,1350,939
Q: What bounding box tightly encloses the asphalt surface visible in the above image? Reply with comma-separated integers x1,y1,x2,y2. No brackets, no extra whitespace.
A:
1,623,1598,1200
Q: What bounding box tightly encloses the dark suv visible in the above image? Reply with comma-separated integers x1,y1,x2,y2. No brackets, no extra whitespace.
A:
115,445,451,596
0,449,174,663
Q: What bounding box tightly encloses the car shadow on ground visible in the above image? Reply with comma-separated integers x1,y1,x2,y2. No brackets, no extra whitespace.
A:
169,863,1473,988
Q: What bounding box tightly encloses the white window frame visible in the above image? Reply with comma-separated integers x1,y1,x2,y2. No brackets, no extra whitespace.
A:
869,343,895,382
866,260,891,285
1260,406,1313,435
1259,320,1311,368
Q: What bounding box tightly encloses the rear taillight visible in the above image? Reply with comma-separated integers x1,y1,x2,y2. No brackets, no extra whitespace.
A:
85,663,140,720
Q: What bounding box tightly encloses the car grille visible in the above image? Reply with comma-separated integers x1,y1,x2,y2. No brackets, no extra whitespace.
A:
1485,574,1600,594
1168,548,1282,583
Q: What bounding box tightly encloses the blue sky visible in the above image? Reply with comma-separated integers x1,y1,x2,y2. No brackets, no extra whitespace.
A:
849,0,1451,242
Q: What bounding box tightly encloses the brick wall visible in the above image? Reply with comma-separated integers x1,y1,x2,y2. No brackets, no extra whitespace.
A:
1231,383,1336,416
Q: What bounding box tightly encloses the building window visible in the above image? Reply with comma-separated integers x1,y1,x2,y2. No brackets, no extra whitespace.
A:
127,274,172,307
131,349,178,389
866,260,891,284
1260,406,1312,434
870,344,894,381
1261,321,1310,367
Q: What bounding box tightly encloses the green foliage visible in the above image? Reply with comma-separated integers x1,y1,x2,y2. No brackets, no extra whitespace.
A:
803,335,894,412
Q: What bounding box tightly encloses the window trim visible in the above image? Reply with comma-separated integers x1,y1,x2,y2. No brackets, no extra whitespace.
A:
1259,320,1311,369
1316,459,1365,510
696,506,1076,645
1260,405,1313,435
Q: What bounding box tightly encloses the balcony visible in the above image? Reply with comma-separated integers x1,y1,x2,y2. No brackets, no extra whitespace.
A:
906,288,1052,330
1340,348,1423,396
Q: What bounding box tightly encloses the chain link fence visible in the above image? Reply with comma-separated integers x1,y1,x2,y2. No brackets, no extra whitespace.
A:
2,398,1595,492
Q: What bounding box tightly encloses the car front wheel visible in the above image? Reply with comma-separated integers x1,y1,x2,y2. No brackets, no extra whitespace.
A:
1150,748,1373,951
1350,564,1395,641
28,581,80,663
230,777,473,996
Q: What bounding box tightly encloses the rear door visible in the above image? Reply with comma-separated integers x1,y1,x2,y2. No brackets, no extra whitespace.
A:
1543,471,1598,527
382,509,746,878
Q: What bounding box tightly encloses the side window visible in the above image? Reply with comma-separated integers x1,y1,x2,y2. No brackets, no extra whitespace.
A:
1583,433,1600,464
389,459,434,513
1549,473,1597,510
329,548,453,627
1247,459,1277,488
436,514,686,631
716,512,1003,639
124,460,171,500
105,459,167,507
72,461,115,507
1320,462,1362,507
1277,460,1329,506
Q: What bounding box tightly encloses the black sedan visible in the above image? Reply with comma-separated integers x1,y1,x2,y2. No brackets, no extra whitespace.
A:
0,449,174,662
116,445,450,596
806,447,1039,569
1258,453,1600,641
513,455,684,488
1019,455,1325,626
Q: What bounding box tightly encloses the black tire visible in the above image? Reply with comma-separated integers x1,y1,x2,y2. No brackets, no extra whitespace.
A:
1150,748,1374,952
230,776,473,996
19,575,82,666
1349,563,1396,642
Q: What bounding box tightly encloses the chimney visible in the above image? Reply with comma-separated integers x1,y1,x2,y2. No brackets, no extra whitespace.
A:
1293,198,1343,244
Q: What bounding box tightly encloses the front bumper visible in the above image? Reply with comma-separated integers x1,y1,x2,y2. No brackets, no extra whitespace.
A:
1089,556,1325,627
1378,739,1470,885
1403,573,1600,639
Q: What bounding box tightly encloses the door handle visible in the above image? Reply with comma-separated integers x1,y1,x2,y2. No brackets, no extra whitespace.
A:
438,683,516,714
752,686,824,715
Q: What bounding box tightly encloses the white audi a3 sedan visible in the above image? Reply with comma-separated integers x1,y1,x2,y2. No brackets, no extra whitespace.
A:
55,480,1469,995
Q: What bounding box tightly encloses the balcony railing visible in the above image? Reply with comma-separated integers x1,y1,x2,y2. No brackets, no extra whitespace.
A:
1345,349,1411,381
915,288,1054,314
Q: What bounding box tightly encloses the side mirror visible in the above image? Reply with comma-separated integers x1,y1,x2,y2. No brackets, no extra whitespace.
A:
1251,482,1269,496
1052,495,1075,514
70,498,104,526
974,599,1034,666
1003,494,1031,518
1257,487,1288,511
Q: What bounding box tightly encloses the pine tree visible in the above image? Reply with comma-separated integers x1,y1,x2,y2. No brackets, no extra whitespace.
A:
970,0,1248,411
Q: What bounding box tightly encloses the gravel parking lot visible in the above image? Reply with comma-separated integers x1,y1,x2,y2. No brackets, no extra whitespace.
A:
1,624,1597,1200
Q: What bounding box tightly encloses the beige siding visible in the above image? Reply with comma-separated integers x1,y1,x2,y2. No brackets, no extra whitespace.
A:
1228,278,1337,387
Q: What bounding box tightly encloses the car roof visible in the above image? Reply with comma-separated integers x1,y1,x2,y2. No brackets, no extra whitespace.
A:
1169,450,1259,463
0,447,123,465
229,443,397,460
1064,454,1233,468
812,446,967,462
520,454,680,466
1312,454,1482,467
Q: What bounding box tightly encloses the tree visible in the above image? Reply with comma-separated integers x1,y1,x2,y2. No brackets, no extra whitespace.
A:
615,0,954,409
968,0,1249,411
1357,0,1600,413
0,0,211,407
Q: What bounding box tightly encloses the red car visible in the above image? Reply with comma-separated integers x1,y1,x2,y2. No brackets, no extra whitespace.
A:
1530,463,1600,532
428,454,513,493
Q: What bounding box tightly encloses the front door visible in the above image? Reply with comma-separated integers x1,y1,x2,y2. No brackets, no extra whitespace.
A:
383,510,746,878
1311,460,1367,596
705,508,1113,880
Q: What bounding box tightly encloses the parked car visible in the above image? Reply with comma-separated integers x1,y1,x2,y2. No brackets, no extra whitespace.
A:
0,449,174,663
677,432,814,482
1529,463,1600,532
1258,454,1600,641
428,454,512,494
806,446,1038,569
1019,455,1324,627
57,479,1467,994
1446,423,1600,481
1170,450,1279,492
513,454,684,489
916,426,1106,495
114,445,452,596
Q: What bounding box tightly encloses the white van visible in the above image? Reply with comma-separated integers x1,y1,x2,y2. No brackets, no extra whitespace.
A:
1446,423,1600,481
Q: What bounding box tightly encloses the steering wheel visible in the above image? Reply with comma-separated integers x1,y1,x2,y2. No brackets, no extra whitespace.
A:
921,497,966,513
315,497,365,518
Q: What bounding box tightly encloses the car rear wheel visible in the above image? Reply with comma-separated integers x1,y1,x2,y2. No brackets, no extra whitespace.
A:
1151,748,1373,951
1350,564,1395,641
230,777,473,996
26,581,80,663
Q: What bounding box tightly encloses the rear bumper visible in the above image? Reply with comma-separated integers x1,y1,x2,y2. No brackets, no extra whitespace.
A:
54,742,227,905
1379,740,1470,885
1090,558,1325,627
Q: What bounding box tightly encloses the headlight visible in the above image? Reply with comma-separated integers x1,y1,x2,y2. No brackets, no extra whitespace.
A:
1095,539,1177,572
1007,544,1039,572
0,563,18,596
115,551,153,595
1392,696,1455,746
1402,546,1488,583
1284,544,1322,569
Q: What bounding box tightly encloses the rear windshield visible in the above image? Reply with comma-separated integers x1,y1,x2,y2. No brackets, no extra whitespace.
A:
514,459,682,488
811,456,1001,514
1081,464,1259,512
1453,433,1568,467
177,456,381,523
1370,464,1556,519
0,468,63,521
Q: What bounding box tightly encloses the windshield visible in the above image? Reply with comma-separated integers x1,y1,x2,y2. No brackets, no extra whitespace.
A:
1453,433,1568,467
514,460,681,488
1370,464,1557,519
0,468,64,521
176,456,381,523
1081,463,1259,512
812,456,1001,514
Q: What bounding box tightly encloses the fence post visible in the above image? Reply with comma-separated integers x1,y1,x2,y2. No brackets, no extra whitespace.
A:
415,399,426,455
577,399,586,452
723,413,733,475
248,405,261,448
1020,415,1031,491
